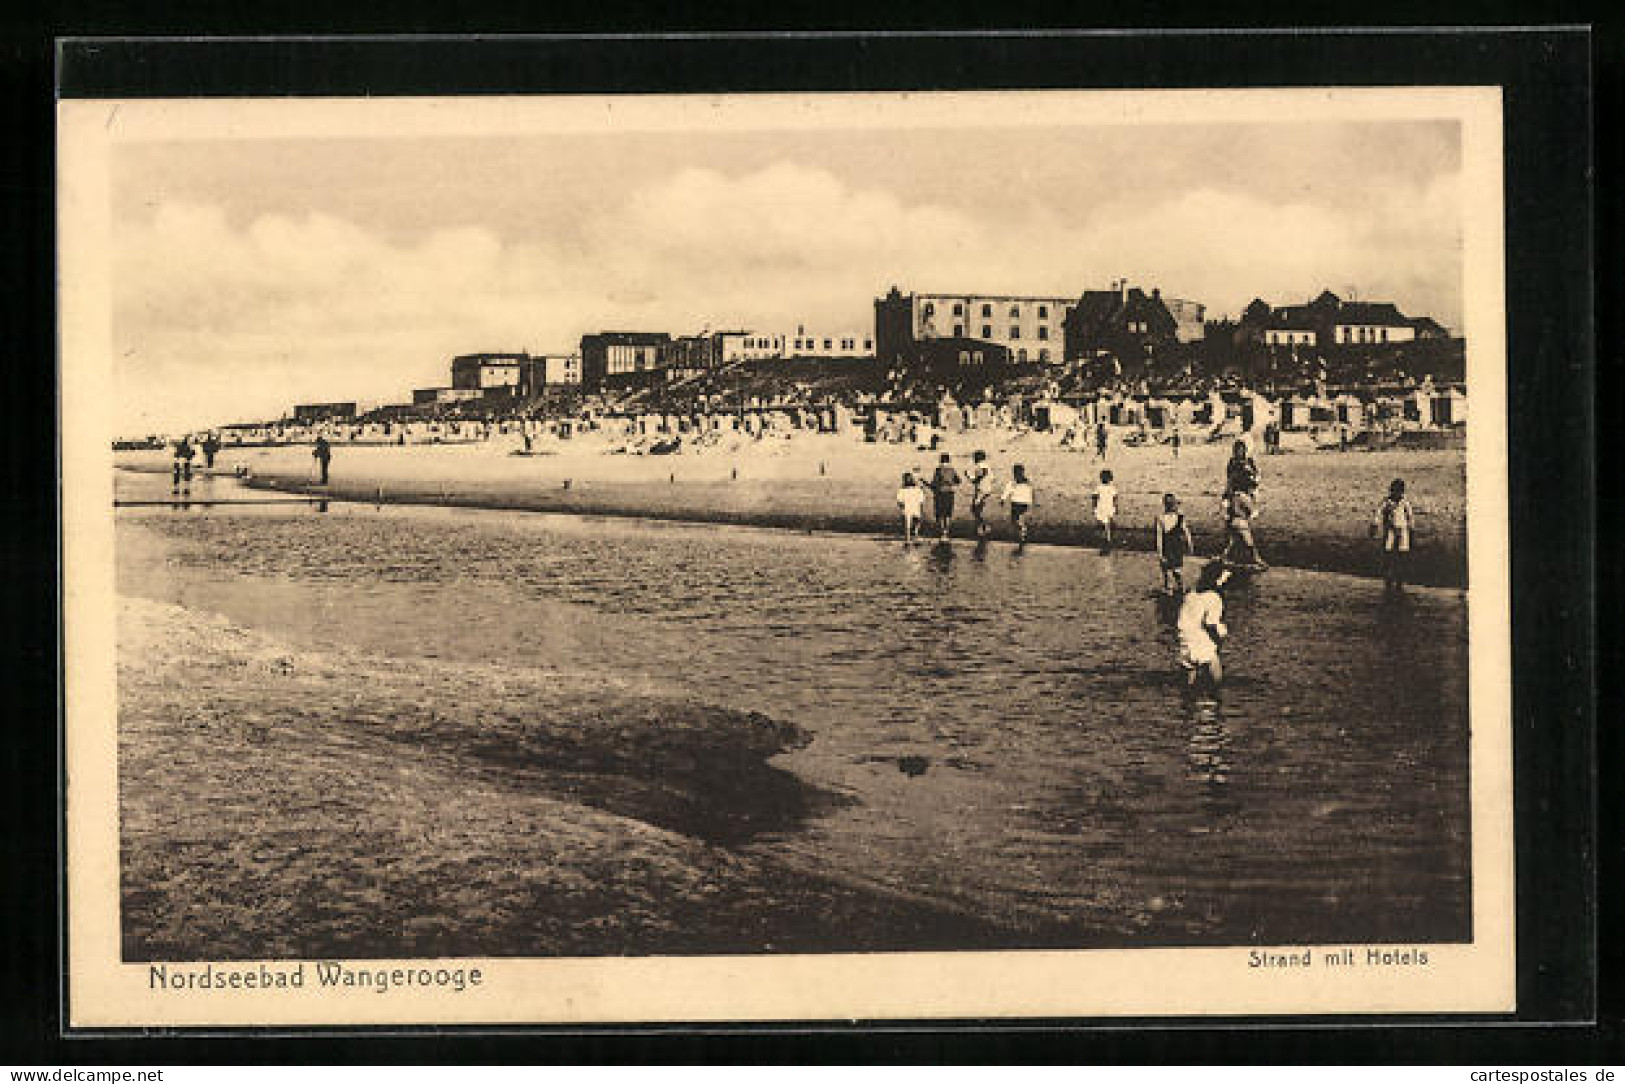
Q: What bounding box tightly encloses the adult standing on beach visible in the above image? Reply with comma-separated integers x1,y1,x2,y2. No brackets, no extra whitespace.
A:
201,432,220,469
929,452,962,541
313,435,332,486
1095,420,1109,461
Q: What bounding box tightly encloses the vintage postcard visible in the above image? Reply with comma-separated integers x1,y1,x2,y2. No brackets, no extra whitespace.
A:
60,86,1513,1027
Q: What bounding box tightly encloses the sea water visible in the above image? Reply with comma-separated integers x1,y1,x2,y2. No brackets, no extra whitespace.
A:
114,468,1470,948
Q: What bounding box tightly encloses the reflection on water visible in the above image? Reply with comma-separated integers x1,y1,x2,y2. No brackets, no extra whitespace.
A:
113,469,1472,948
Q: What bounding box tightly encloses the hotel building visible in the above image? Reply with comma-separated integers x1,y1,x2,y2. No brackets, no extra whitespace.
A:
874,287,1073,366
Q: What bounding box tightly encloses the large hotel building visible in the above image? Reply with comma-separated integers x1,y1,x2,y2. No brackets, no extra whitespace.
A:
874,287,1074,366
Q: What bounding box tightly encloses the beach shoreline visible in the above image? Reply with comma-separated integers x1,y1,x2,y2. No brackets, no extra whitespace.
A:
117,593,1028,960
118,434,1467,587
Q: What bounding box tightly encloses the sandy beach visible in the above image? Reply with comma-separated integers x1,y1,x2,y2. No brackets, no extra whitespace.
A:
121,428,1467,587
118,594,1019,960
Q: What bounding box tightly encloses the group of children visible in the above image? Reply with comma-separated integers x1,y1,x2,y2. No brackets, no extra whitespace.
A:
896,451,1035,545
893,443,1420,694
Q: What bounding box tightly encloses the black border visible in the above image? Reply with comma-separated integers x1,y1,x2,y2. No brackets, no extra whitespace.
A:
1,22,1608,1064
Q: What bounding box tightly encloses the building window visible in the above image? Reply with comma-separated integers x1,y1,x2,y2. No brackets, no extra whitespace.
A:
952,302,963,316
1038,305,1049,318
1010,326,1021,339
981,325,992,338
959,351,970,366
823,339,833,349
952,324,963,337
1381,328,1389,342
1038,326,1049,341
1017,348,1028,362
981,304,992,317
1009,305,1020,318
1038,348,1050,363
924,303,935,317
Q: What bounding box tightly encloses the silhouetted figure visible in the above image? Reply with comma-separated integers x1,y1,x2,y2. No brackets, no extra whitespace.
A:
313,436,332,485
171,438,195,495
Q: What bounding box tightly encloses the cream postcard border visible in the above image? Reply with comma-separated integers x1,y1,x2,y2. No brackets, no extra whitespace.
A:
59,87,1513,1027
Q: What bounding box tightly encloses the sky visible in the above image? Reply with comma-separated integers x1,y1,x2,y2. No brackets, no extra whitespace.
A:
110,118,1462,434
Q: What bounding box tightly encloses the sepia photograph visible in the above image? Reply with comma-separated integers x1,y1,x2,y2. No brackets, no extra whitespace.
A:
59,85,1515,1025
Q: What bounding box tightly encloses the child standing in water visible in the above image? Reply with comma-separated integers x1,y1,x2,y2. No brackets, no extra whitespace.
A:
1221,487,1267,569
896,472,925,544
1001,464,1034,544
1155,493,1195,594
1178,561,1231,693
1092,469,1118,550
929,452,962,541
968,450,993,539
1371,478,1415,590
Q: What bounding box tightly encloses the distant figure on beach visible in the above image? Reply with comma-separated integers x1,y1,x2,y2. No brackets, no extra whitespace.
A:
1095,421,1109,460
1170,425,1182,459
1220,487,1267,570
201,432,220,469
1225,439,1260,497
897,472,925,544
1178,561,1231,694
968,450,993,540
1372,478,1415,591
170,437,195,496
1155,493,1195,594
1092,469,1118,550
1001,464,1034,544
929,452,962,541
313,435,332,486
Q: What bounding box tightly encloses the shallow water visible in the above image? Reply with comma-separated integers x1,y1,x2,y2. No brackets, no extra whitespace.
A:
115,469,1471,949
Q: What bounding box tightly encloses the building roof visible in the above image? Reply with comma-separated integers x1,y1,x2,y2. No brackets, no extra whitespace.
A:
1333,301,1410,326
907,291,1075,304
1066,287,1175,334
1265,293,1413,328
452,352,528,364
581,331,672,345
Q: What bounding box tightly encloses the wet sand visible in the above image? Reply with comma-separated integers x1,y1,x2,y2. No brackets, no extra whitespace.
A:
120,431,1467,586
118,596,1012,960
